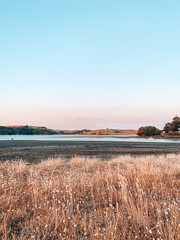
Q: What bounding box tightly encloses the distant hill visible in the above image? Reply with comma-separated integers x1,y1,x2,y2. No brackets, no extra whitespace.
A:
58,129,137,135
0,125,137,135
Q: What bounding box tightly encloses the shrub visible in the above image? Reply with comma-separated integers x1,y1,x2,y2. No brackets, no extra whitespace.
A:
137,126,161,136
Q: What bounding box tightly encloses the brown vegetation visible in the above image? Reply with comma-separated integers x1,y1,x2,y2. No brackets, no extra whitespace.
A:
0,155,179,239
60,129,137,135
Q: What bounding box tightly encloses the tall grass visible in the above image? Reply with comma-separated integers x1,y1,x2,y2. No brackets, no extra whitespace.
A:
0,154,179,239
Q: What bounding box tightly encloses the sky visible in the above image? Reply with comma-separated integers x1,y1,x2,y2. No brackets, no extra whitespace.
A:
0,0,180,130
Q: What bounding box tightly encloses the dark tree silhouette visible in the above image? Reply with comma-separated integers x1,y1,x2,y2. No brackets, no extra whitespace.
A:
137,126,161,136
163,123,171,133
163,116,180,133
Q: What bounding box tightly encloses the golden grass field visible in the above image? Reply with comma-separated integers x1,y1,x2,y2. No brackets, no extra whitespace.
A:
0,154,179,240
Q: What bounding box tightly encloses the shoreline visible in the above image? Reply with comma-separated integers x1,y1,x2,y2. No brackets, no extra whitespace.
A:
139,135,180,140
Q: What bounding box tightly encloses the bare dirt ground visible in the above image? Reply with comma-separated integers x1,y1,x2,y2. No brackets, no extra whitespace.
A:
0,140,180,162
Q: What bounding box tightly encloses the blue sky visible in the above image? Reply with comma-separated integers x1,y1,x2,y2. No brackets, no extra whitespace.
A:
0,0,180,129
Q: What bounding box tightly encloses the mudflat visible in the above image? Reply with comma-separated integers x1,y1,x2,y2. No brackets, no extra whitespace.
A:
0,140,180,162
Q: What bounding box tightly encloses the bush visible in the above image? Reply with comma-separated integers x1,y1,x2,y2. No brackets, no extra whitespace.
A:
137,126,161,136
169,132,180,136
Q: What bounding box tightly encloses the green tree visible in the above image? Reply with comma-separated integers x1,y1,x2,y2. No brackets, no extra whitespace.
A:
163,116,180,133
137,126,161,136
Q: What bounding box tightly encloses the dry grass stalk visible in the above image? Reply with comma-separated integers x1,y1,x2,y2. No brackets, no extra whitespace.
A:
0,154,179,239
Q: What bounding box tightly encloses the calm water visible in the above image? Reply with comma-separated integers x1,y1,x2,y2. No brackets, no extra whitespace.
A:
0,135,180,143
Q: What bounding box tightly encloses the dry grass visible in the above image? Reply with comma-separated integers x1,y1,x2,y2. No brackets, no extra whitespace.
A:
0,154,179,240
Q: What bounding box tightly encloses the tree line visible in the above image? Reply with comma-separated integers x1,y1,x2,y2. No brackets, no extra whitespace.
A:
0,126,59,135
137,116,180,137
0,117,179,136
